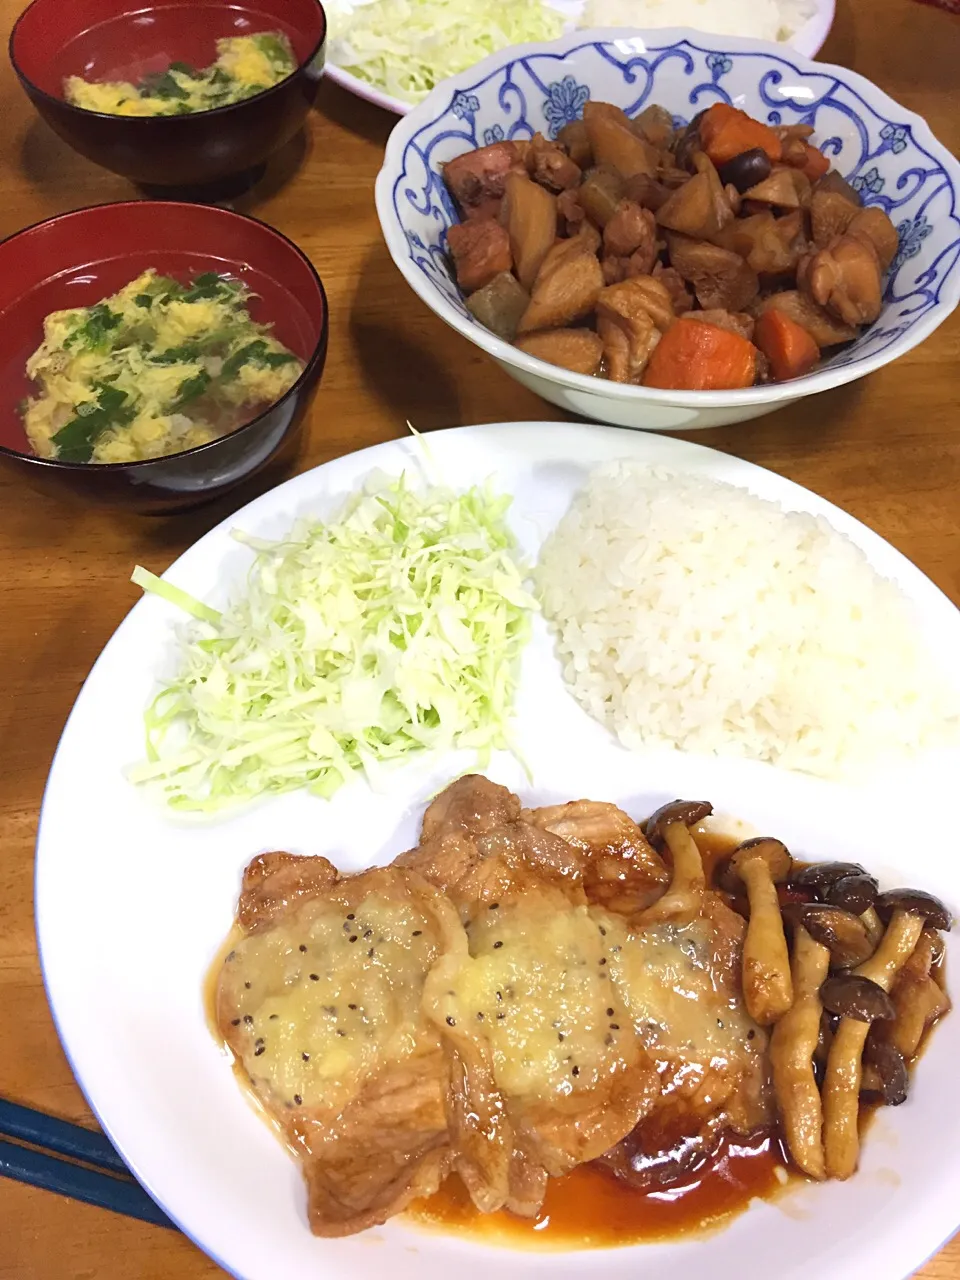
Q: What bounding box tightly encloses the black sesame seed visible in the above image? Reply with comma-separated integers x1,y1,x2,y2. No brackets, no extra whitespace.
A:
572,1066,580,1077
293,1094,302,1105
243,1015,253,1025
269,1014,278,1021
611,945,621,953
348,1004,357,1011
299,944,307,952
368,948,375,957
230,1018,240,1027
497,1012,505,1020
606,1008,614,1017
558,1033,565,1042
254,1037,264,1047
349,935,358,943
346,914,355,921
337,1029,346,1037
254,1046,265,1056
496,991,503,1002
609,1023,620,1031
599,926,606,937
310,974,319,981
364,929,373,938
302,1052,310,1061
477,1012,484,1021
244,982,251,989
599,958,607,966
493,941,503,949
324,1006,337,1015
604,1034,614,1046
446,1016,456,1027
489,903,499,910
748,1029,756,1040
412,930,422,937
226,950,236,961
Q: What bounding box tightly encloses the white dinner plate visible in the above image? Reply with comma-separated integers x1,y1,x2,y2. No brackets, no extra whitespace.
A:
323,0,835,115
36,422,960,1280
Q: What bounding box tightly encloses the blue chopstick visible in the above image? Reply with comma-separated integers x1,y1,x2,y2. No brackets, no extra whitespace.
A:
0,1101,176,1230
0,1099,129,1175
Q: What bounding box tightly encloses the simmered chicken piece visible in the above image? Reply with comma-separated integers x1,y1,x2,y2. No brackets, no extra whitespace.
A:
442,98,901,388
217,855,462,1236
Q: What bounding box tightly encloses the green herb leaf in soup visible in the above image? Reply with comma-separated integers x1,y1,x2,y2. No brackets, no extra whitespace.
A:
63,31,298,116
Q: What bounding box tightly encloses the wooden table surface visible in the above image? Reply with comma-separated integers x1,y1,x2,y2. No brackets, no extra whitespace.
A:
1,0,959,1274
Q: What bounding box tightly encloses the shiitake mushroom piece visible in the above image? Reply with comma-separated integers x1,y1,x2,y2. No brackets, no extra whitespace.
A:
674,109,706,172
717,147,773,194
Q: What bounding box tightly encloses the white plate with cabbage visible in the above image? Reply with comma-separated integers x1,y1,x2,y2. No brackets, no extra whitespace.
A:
35,421,960,1280
323,0,833,114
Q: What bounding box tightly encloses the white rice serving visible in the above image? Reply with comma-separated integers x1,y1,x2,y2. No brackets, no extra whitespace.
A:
581,0,817,42
535,464,958,777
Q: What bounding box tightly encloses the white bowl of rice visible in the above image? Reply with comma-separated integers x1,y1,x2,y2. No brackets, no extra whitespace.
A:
325,0,834,115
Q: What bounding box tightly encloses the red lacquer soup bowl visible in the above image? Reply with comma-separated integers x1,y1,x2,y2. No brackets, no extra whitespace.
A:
9,0,326,186
0,201,328,514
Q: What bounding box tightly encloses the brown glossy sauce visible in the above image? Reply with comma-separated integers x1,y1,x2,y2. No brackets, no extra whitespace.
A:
408,1130,787,1248
694,825,741,883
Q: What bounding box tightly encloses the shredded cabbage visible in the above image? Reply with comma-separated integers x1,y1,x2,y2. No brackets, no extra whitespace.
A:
326,0,565,104
127,474,537,812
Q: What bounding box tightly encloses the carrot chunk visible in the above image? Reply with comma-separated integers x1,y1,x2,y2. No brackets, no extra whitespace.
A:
700,103,783,167
753,308,820,381
642,317,758,390
799,142,831,182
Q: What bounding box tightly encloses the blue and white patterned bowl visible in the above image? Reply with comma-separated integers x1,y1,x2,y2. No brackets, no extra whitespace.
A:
375,29,960,432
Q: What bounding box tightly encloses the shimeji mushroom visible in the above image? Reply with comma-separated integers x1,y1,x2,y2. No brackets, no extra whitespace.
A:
820,974,896,1022
770,923,831,1179
785,902,875,970
640,799,711,924
881,927,951,1059
822,890,952,1179
720,837,794,1025
861,1034,909,1107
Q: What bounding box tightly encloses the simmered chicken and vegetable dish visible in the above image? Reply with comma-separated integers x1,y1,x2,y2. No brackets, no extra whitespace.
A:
214,776,950,1237
64,33,297,116
442,101,900,389
23,269,303,464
